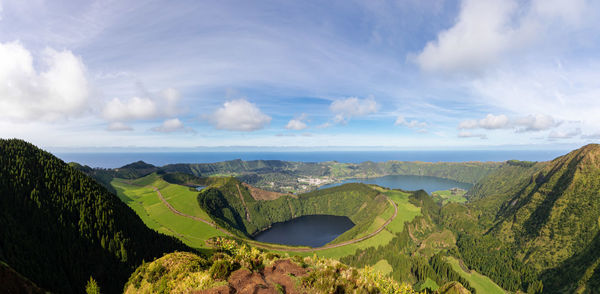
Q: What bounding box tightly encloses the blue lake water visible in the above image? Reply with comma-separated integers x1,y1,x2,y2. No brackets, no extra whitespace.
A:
254,175,470,246
319,175,472,194
54,150,568,168
253,215,355,247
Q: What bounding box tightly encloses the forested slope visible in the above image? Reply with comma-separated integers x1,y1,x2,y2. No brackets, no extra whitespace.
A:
485,144,600,292
197,178,388,243
0,139,188,294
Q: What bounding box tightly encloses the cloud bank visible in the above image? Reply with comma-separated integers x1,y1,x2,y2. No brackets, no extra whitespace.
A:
102,88,181,121
330,96,378,124
0,41,89,122
210,99,271,131
459,114,561,132
285,114,308,130
414,0,589,74
151,118,192,133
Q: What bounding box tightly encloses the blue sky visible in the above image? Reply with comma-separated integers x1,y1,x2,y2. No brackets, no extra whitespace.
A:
1,0,599,149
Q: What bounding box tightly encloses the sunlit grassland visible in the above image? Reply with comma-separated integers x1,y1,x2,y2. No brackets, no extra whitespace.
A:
373,259,393,276
445,256,505,294
384,190,421,234
111,175,226,249
280,189,422,259
414,278,439,292
432,189,467,203
112,175,423,259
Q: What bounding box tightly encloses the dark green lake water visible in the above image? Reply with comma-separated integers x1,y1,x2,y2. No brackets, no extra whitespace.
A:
253,215,354,247
254,175,472,247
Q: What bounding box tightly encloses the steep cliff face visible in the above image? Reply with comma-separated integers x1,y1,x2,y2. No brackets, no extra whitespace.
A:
471,144,600,292
0,139,187,294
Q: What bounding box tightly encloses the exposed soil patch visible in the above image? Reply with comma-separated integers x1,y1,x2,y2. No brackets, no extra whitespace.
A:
243,183,293,200
202,259,309,294
236,184,252,222
195,285,234,294
458,259,472,274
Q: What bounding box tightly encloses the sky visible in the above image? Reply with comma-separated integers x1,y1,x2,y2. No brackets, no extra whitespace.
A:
1,0,599,150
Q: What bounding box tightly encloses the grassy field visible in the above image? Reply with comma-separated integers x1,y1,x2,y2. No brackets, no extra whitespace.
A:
285,189,421,259
383,190,421,233
373,259,393,276
414,278,439,292
431,189,467,203
111,174,227,249
112,174,423,260
445,256,505,294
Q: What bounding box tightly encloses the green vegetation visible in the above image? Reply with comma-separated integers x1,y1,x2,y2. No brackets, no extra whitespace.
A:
444,257,504,294
85,277,101,294
340,190,477,292
328,161,500,185
111,175,227,249
414,278,439,292
455,234,540,292
77,156,500,193
432,189,467,204
125,238,416,294
0,139,187,294
373,259,394,276
10,139,600,293
437,144,600,293
197,178,389,243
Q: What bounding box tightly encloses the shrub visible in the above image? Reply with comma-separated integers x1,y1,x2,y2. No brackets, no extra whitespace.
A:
85,277,101,294
209,259,235,280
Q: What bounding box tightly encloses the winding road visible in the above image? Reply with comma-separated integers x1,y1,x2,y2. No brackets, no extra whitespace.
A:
152,185,398,252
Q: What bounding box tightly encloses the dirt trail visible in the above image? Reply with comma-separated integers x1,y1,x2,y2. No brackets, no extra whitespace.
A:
152,186,234,237
236,184,252,222
151,185,398,252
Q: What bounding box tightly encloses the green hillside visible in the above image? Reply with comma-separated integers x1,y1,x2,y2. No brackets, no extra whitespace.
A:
124,238,417,294
480,144,600,292
0,139,188,294
197,177,389,243
76,157,499,193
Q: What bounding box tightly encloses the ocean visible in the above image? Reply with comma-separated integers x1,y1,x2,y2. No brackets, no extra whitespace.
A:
55,150,569,169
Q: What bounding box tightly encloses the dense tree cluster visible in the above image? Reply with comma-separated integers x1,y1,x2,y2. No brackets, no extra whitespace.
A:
0,139,188,294
455,234,541,293
197,179,387,242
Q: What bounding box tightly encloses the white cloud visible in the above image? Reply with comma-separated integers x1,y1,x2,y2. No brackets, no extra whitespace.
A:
459,114,509,129
395,116,427,131
469,61,600,135
414,0,589,73
152,118,191,133
285,114,308,130
514,114,561,132
548,128,581,139
102,88,180,121
0,41,90,122
210,99,271,131
459,114,559,132
330,96,378,124
107,122,133,131
458,131,487,139
415,0,519,73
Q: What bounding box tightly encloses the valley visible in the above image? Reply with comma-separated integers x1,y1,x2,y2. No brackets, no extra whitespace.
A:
3,139,600,293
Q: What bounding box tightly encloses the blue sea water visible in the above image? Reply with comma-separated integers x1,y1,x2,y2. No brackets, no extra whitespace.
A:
55,150,568,169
